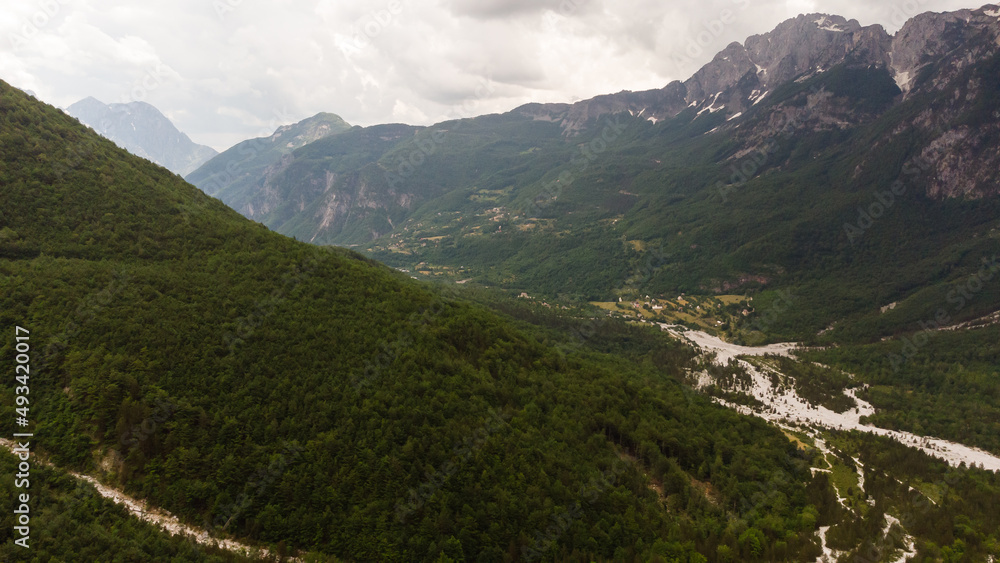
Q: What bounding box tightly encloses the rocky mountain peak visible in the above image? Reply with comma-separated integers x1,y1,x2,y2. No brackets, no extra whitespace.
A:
267,112,351,150
676,12,893,118
513,10,896,133
889,4,1000,93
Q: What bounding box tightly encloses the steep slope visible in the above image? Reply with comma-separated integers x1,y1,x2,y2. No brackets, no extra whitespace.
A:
185,112,351,213
225,122,423,241
0,79,829,561
66,97,218,176
187,113,569,245
262,115,569,243
356,5,1000,327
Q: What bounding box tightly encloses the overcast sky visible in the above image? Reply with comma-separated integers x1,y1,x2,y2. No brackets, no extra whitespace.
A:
0,0,984,151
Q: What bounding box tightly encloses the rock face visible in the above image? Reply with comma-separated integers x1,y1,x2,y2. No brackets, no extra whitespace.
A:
877,4,1000,199
511,5,1000,199
889,7,986,92
514,5,1000,139
65,97,217,176
513,13,894,132
234,123,425,243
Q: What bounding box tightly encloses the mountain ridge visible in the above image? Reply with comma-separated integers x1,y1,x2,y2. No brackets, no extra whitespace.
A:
5,5,1000,558
185,111,352,213
186,4,1000,253
180,4,1000,349
512,5,1000,133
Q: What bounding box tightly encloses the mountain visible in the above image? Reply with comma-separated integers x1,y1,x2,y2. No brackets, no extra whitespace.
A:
514,12,892,132
4,12,1000,559
512,6,998,141
185,5,1000,323
185,112,352,216
175,4,1000,482
65,97,218,176
0,78,830,561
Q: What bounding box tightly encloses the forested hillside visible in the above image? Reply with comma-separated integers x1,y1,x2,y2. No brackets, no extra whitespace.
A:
1,79,831,561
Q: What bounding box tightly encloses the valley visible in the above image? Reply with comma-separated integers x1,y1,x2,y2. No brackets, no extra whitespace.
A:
5,1,1000,561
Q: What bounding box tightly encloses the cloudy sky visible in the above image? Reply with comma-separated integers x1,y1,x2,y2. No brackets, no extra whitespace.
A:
0,0,983,151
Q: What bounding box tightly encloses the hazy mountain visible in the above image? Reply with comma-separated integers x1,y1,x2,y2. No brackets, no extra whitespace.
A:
65,96,217,176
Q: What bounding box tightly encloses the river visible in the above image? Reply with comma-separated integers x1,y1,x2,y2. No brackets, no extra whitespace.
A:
659,324,1000,472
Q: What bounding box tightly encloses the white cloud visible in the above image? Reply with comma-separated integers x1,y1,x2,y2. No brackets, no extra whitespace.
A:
0,0,983,152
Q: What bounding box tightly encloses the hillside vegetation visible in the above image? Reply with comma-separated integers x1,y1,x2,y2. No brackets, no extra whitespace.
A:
2,79,832,561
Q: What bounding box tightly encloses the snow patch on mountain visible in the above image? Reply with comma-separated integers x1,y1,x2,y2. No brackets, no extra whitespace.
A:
814,16,845,32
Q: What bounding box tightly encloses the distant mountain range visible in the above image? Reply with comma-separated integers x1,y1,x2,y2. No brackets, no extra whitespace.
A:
185,4,1000,344
66,97,217,176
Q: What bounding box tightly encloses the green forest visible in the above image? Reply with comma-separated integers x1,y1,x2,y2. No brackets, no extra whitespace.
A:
0,80,842,560
2,39,1000,561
